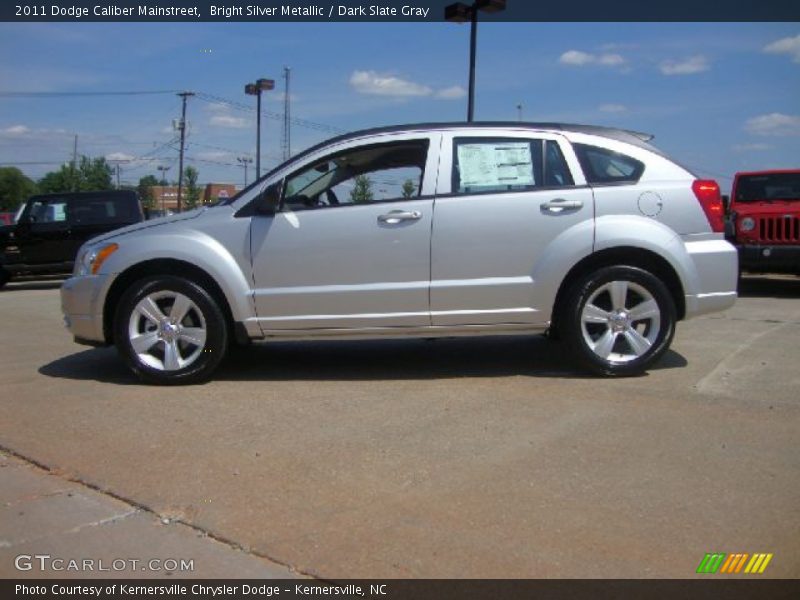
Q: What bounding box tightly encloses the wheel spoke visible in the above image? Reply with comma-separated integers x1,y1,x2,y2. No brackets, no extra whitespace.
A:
592,329,619,358
179,327,206,348
583,303,612,324
623,328,652,357
629,298,659,322
608,281,628,311
136,296,166,325
170,293,193,323
163,340,182,370
130,331,159,354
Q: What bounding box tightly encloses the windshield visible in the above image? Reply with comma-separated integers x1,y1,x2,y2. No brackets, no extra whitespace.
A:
735,173,800,202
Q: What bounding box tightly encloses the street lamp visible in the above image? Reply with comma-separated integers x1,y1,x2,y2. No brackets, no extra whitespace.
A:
237,156,253,186
445,0,506,122
244,78,275,179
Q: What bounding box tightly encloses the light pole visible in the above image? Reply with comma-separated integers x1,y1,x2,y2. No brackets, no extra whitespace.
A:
244,78,275,179
445,0,506,122
237,156,253,186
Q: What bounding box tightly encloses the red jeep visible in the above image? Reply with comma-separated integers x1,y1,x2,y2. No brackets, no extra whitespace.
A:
726,169,800,274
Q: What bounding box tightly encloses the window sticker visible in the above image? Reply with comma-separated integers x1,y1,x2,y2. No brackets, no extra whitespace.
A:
457,142,534,189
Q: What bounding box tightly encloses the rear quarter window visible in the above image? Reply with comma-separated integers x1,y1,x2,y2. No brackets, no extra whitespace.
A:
573,143,644,184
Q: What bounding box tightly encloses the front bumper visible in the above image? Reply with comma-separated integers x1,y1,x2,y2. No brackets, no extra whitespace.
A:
738,244,800,274
60,274,110,345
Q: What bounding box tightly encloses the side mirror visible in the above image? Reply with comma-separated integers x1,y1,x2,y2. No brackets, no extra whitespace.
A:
256,182,282,215
721,194,730,213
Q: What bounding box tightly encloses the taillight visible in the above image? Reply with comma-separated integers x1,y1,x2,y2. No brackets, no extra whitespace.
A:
692,179,725,233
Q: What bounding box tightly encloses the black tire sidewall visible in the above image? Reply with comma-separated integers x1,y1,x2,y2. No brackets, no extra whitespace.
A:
114,275,228,385
563,266,676,377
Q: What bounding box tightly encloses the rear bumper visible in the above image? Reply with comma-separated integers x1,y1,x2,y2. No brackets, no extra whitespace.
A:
683,238,738,318
738,244,800,274
60,274,110,344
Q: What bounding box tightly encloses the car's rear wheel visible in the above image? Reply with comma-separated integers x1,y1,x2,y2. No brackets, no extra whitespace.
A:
114,275,228,385
562,266,676,377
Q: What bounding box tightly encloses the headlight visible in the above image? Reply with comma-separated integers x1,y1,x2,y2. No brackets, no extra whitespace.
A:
74,243,119,276
739,217,755,232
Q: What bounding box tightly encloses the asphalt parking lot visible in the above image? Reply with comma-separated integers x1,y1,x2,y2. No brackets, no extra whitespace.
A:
1,275,798,578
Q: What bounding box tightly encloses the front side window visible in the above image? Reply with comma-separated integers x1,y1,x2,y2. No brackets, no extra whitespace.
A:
282,140,428,210
573,143,644,184
24,198,68,224
452,138,575,195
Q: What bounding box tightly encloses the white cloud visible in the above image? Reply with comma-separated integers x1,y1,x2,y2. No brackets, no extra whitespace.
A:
733,143,772,152
210,114,248,129
598,103,627,113
763,34,800,63
349,70,432,97
559,50,627,68
205,102,230,113
744,113,800,137
659,55,710,75
435,85,466,100
1,125,31,136
105,152,135,161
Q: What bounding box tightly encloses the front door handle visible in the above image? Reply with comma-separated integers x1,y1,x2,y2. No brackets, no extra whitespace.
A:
378,210,422,224
540,198,583,212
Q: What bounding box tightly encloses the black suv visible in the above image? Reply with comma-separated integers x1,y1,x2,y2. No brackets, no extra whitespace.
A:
0,190,143,288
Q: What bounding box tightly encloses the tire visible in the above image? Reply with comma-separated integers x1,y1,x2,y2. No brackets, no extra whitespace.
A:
114,275,229,385
0,267,10,290
561,265,676,377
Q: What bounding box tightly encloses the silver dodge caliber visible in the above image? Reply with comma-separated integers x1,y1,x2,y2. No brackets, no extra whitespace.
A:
61,123,738,384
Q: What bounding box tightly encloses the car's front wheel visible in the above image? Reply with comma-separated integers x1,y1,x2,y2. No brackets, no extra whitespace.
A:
114,275,228,385
561,266,676,377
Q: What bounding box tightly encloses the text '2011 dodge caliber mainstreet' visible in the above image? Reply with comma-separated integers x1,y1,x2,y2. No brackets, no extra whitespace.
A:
61,123,738,384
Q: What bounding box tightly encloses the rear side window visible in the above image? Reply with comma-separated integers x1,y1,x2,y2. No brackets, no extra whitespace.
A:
452,138,574,195
573,143,644,184
69,195,139,225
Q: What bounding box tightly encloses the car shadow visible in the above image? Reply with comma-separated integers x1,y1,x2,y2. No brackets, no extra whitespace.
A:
738,274,800,299
39,336,688,385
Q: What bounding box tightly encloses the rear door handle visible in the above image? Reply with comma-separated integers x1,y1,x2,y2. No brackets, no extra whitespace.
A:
540,198,583,212
378,210,422,224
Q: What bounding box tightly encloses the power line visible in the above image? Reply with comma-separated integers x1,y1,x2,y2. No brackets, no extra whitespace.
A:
0,90,181,98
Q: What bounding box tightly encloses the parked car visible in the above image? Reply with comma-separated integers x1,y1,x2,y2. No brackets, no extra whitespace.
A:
0,190,143,288
0,212,15,226
61,123,737,384
725,169,800,274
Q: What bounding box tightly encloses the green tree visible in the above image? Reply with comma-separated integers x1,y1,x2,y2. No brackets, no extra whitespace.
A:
401,179,416,199
183,166,200,209
349,174,374,204
38,156,113,193
0,167,37,212
137,175,159,210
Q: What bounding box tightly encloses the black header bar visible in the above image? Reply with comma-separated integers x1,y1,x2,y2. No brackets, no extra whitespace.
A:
2,0,799,22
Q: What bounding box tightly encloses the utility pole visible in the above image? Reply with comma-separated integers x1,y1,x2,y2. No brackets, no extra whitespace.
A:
517,103,523,122
282,66,291,161
176,91,194,213
115,163,121,188
72,134,78,192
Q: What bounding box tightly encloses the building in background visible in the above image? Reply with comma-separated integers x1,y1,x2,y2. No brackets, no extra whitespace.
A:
150,183,238,213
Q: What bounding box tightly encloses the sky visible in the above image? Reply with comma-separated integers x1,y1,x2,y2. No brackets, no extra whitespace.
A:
0,21,798,192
